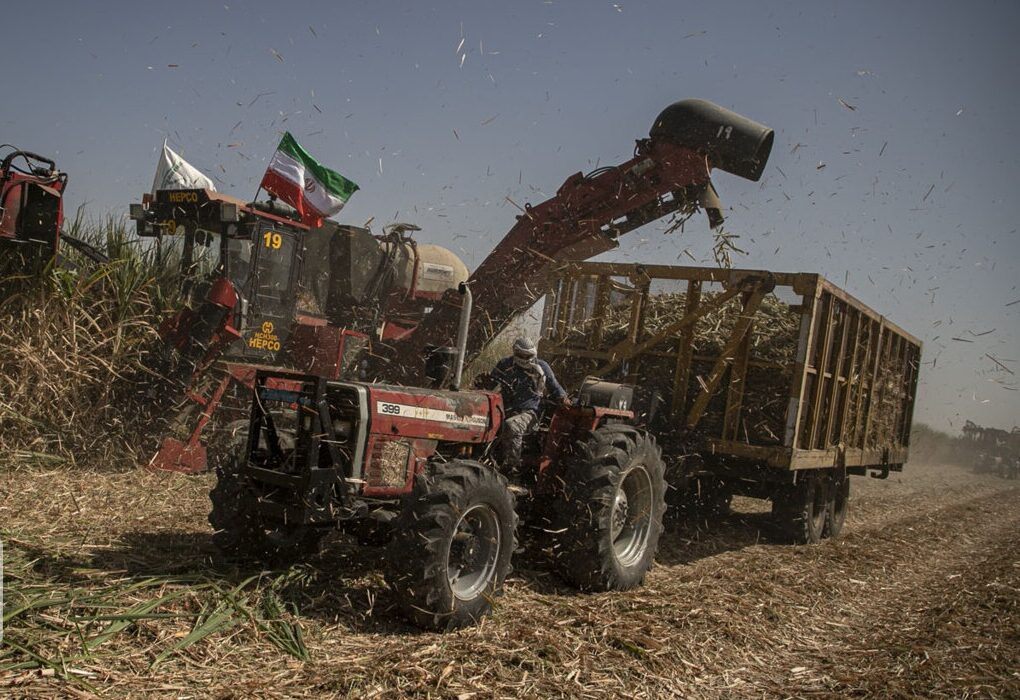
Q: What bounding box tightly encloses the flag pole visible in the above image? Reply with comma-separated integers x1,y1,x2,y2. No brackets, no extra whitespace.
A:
254,132,285,204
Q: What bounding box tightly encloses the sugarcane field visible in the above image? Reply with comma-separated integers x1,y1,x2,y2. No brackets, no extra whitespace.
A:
2,4,1019,699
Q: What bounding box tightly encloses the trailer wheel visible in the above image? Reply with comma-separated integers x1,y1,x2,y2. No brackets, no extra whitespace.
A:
387,460,517,630
554,424,666,591
208,448,323,562
824,470,850,539
773,472,828,544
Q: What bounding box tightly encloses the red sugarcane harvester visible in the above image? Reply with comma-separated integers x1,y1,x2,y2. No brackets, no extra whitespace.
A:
129,187,468,471
135,99,774,478
137,100,774,628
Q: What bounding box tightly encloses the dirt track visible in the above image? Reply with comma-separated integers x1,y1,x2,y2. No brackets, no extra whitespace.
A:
1,460,1018,698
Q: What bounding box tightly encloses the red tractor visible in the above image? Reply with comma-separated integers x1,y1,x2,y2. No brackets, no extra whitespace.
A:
0,147,67,272
214,341,667,629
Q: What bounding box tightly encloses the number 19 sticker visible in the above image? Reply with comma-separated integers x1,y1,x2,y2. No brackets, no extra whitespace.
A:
263,231,283,249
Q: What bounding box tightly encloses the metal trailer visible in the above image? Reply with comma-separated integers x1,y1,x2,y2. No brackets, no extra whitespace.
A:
537,262,923,541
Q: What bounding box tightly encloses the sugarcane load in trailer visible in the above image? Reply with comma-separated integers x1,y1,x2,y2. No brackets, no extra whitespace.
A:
539,262,922,542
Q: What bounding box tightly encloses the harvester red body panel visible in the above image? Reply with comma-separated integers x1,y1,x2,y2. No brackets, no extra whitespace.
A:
0,149,66,266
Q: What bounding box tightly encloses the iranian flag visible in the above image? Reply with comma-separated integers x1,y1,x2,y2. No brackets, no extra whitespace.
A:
260,132,359,226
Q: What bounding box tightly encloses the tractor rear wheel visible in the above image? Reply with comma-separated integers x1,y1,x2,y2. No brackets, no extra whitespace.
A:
824,469,850,539
554,424,666,591
208,448,324,563
387,460,517,630
772,471,828,544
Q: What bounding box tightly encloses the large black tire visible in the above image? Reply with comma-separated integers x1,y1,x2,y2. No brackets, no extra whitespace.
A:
772,471,828,544
387,460,517,630
208,449,324,563
824,470,850,539
345,512,396,548
553,424,667,591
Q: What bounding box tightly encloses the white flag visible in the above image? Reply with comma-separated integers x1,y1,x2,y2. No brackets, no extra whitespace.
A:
151,140,216,194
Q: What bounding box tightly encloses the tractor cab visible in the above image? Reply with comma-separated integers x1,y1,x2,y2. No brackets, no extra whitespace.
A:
0,148,67,273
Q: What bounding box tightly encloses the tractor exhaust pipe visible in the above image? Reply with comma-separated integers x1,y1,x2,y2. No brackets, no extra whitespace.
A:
452,282,472,390
650,99,774,182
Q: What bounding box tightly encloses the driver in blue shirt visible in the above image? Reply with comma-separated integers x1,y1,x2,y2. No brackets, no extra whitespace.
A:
484,337,568,471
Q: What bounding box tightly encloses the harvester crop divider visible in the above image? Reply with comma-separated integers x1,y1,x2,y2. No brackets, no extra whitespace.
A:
149,372,234,474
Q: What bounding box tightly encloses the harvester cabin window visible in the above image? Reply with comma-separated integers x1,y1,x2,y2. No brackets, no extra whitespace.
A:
188,228,224,279
253,230,296,304
226,237,254,290
18,182,60,245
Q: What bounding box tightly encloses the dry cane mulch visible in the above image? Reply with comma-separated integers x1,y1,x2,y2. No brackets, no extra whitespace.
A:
1,461,1017,699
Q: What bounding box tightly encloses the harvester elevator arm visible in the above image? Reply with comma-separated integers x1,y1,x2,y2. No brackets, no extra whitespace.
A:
393,99,774,378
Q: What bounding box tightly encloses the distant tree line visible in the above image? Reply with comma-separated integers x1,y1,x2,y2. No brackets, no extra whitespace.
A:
910,421,1018,469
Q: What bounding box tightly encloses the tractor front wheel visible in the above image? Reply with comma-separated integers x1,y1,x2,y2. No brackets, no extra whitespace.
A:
554,424,666,591
387,460,517,630
208,449,324,563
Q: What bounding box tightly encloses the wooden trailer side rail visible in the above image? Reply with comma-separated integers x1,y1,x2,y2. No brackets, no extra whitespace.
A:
539,262,922,472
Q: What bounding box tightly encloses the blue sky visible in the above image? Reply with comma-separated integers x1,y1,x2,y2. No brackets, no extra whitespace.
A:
5,0,1019,431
